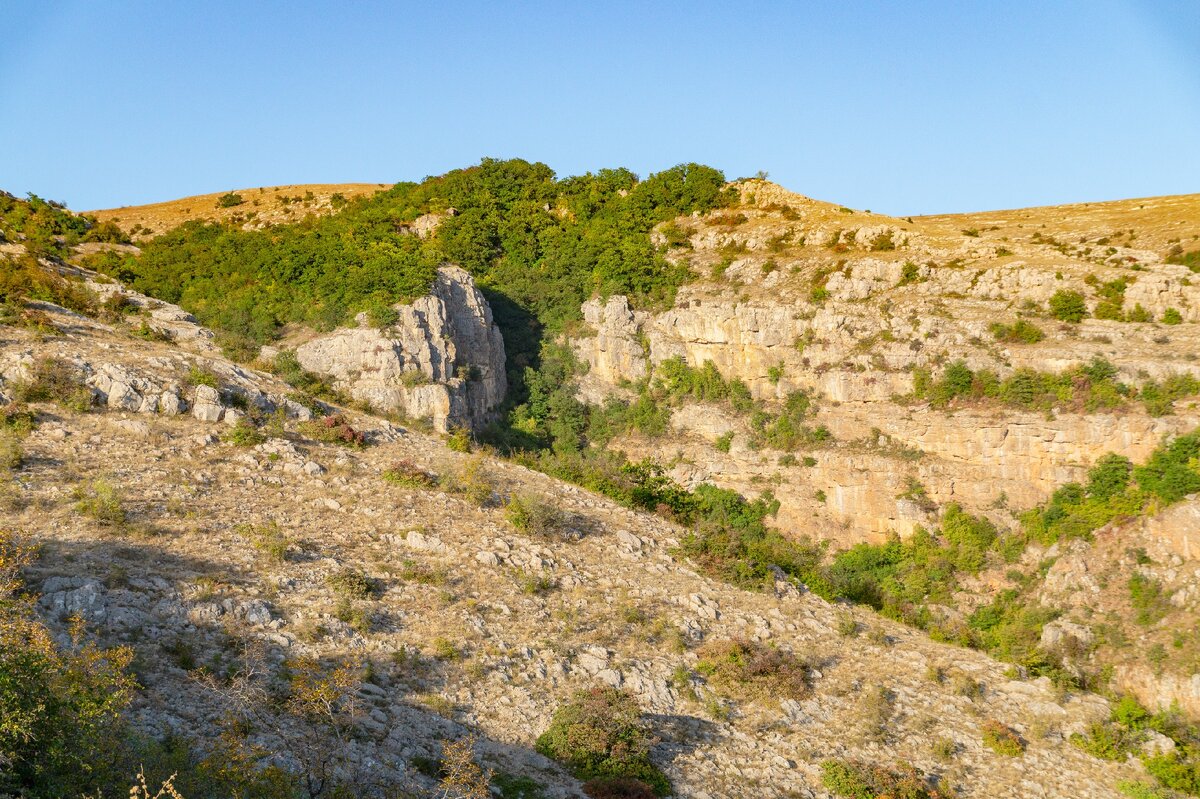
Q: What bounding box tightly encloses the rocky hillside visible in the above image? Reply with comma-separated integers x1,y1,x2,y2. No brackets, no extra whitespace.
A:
567,180,1200,722
2,206,1189,799
7,167,1200,798
572,181,1200,542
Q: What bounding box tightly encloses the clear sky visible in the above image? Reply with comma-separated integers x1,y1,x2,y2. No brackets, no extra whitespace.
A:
2,1,1198,215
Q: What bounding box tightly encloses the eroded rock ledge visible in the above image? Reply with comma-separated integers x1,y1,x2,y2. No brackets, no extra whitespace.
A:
295,266,506,432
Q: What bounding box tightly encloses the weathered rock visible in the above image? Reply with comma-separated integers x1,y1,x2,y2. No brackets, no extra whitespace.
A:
295,266,505,432
39,577,107,622
191,384,224,422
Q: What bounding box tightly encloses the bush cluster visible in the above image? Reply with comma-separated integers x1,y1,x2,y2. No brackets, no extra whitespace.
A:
504,493,568,538
981,720,1025,756
913,357,1198,417
10,357,95,412
299,414,366,446
989,319,1045,344
695,638,810,701
535,686,670,796
820,759,953,799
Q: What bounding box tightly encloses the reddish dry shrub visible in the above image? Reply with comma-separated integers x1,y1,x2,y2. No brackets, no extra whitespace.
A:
696,637,810,701
300,414,365,447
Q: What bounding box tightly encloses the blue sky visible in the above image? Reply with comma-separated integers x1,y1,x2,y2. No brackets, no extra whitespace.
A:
2,1,1197,215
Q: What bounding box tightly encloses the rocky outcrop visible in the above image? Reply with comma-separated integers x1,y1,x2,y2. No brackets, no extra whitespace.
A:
295,266,505,432
574,290,1200,543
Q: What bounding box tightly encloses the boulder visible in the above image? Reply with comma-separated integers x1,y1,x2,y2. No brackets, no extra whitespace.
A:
295,266,505,432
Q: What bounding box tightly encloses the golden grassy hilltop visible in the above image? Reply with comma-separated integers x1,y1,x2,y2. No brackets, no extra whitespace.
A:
917,192,1200,253
89,182,390,239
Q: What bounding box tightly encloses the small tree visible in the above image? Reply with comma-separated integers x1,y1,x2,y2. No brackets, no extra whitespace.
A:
0,530,137,798
535,686,670,795
437,734,492,799
195,646,365,798
1049,290,1088,322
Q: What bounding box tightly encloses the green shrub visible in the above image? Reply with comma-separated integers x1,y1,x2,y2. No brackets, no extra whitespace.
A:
326,568,380,601
677,484,825,594
0,253,98,318
1143,750,1200,794
1116,780,1179,799
1134,430,1200,503
1163,307,1183,325
334,599,373,634
238,521,291,563
447,426,473,452
981,720,1025,756
1127,304,1154,322
1070,721,1143,761
870,231,896,251
820,759,953,799
505,493,567,538
581,777,657,799
364,301,399,328
299,414,366,447
1140,374,1200,417
215,192,245,208
897,261,921,286
1128,573,1170,626
714,432,733,453
1049,289,1088,322
492,773,547,799
73,478,126,527
0,431,22,471
990,319,1045,344
535,686,670,795
446,457,494,506
399,559,448,585
11,358,94,412
1166,246,1200,272
222,418,265,447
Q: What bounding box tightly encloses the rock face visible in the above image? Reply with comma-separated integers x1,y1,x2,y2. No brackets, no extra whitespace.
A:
575,291,1200,544
295,266,505,432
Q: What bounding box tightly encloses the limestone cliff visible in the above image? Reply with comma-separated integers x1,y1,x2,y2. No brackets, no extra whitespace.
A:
571,183,1200,544
294,265,506,432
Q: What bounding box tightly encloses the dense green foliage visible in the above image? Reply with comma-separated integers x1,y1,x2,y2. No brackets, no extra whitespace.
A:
912,357,1199,416
101,159,732,373
1049,289,1088,322
816,429,1200,688
535,687,670,795
0,193,129,327
1022,431,1200,546
575,355,825,454
0,191,126,255
1071,695,1200,796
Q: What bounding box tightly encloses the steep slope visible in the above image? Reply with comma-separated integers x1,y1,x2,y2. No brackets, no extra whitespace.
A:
573,180,1200,543
567,179,1200,727
0,238,1168,798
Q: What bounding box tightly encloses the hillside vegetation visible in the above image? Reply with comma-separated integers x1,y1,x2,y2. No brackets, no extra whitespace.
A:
6,172,1200,798
88,160,731,366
